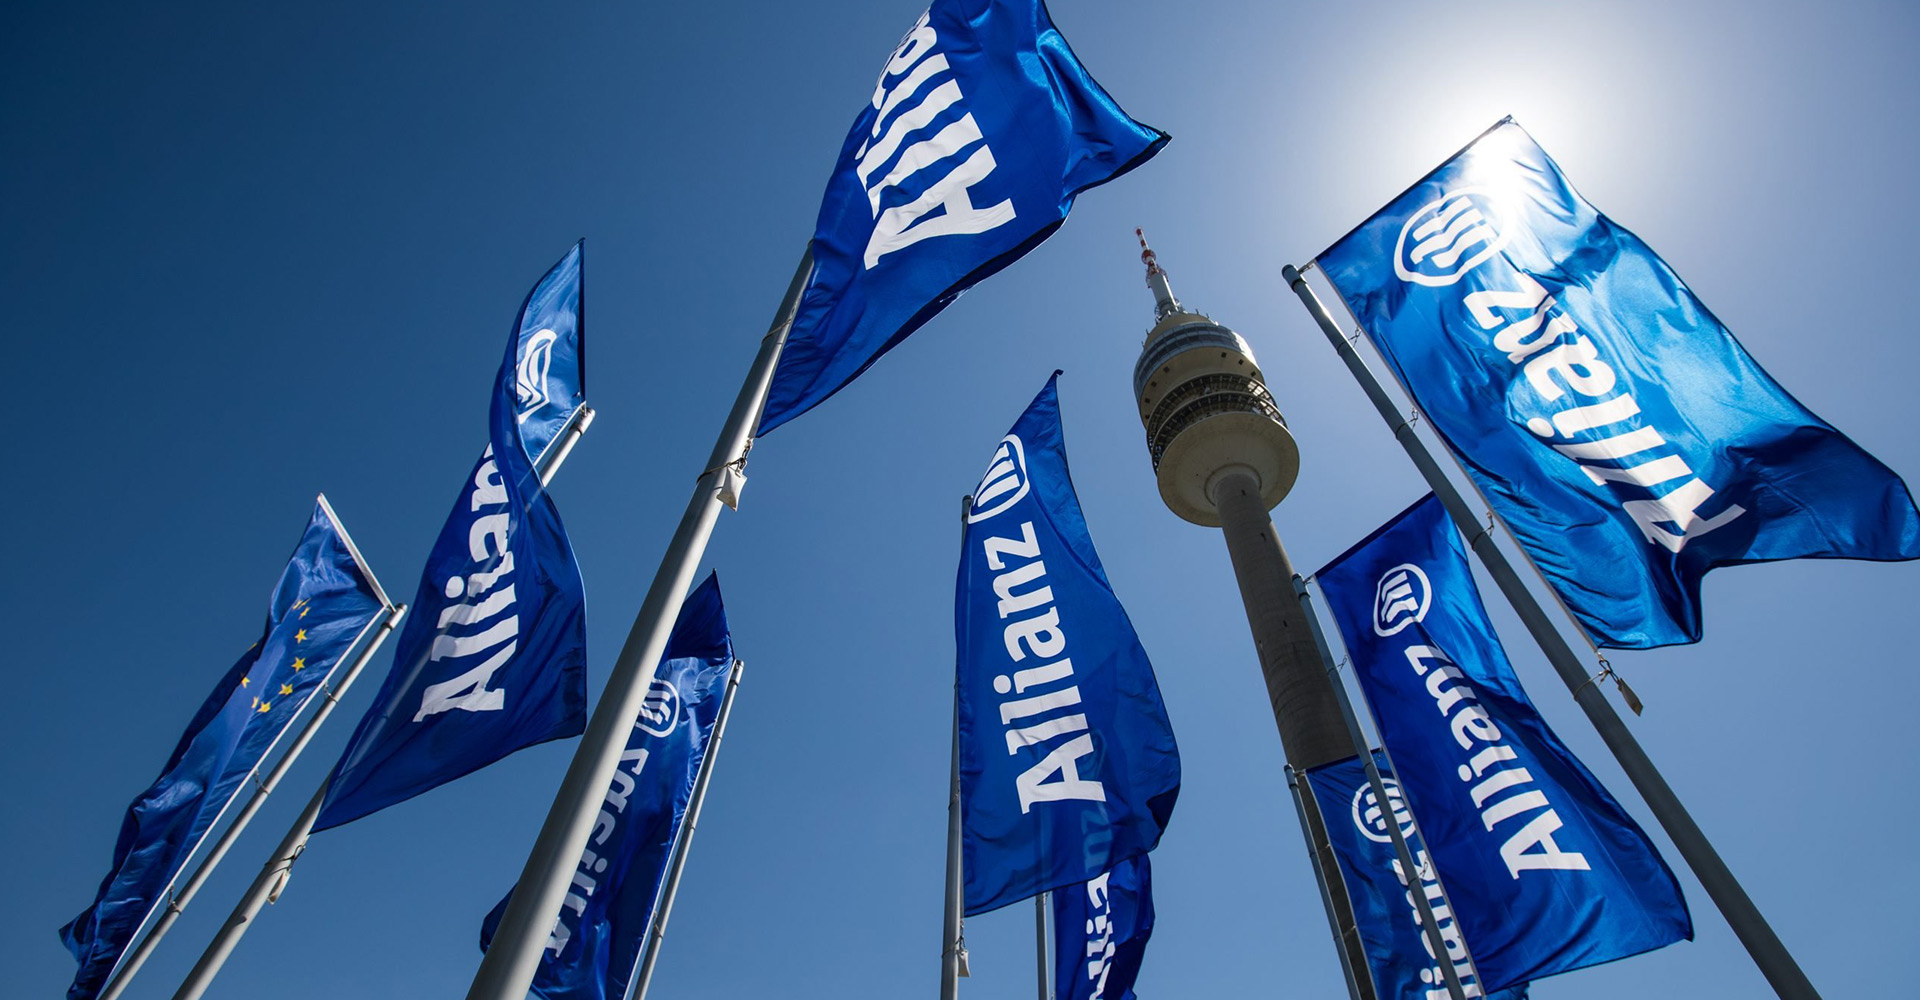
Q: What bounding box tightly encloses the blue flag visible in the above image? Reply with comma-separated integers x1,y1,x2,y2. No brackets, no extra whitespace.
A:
956,374,1179,915
1307,752,1527,1000
1316,495,1690,991
1052,855,1154,1000
757,0,1167,432
1316,120,1920,648
61,498,388,1000
480,572,735,1000
317,243,589,829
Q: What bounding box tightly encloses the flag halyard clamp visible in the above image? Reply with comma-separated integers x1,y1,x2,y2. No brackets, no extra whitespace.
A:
1576,658,1645,716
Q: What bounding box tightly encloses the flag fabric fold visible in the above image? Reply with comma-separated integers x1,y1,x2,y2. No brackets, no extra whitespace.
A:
317,243,590,830
1315,495,1690,991
758,0,1167,433
1052,854,1154,1000
956,373,1179,915
1316,120,1920,648
61,499,387,1000
480,572,735,1000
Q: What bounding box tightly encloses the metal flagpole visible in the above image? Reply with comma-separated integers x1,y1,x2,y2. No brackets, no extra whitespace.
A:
96,600,405,1000
1282,264,1820,1000
627,658,746,1000
941,703,966,1000
1033,895,1049,1000
539,405,596,480
468,249,815,1000
1292,575,1471,1000
1284,766,1368,1000
941,495,971,1000
171,780,327,1000
940,495,975,998
167,406,598,1000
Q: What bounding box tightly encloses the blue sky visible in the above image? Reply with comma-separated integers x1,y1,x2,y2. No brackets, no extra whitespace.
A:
5,1,1917,997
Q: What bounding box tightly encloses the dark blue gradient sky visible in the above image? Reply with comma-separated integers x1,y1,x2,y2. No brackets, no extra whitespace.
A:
5,1,1916,997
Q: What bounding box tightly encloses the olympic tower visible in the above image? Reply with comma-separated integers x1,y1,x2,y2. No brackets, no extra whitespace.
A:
1130,231,1373,994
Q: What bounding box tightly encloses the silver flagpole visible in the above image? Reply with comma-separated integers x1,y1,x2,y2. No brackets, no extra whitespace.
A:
1033,894,1049,1000
168,406,598,1000
1284,765,1368,1000
97,600,405,1000
1282,264,1820,1000
1292,576,1471,1000
171,780,328,1000
627,658,745,1000
468,249,815,1000
941,495,971,1000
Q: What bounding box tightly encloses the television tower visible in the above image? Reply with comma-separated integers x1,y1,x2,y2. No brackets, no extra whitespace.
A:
1130,231,1374,996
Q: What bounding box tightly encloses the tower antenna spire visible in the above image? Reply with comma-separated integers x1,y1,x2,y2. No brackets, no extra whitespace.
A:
1136,227,1180,319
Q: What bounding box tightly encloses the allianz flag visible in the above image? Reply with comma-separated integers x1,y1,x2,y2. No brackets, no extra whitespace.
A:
1306,752,1527,1000
317,243,589,829
1052,854,1154,1000
480,573,734,1000
1316,120,1920,648
757,0,1167,432
1316,495,1690,991
61,498,388,1000
957,374,1179,914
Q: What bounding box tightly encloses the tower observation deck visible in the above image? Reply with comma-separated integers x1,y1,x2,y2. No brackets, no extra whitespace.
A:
1132,233,1299,525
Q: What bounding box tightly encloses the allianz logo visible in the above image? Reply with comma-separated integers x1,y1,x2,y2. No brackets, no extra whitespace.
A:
515,328,558,425
1351,776,1417,845
1395,187,1510,287
969,434,1031,523
634,677,682,738
1373,563,1432,637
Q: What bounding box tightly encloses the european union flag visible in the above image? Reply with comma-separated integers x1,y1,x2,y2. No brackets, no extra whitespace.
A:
60,498,389,1000
480,573,736,1000
1315,495,1690,991
757,0,1166,432
1052,854,1154,1000
317,243,590,829
1306,752,1528,1000
1316,120,1920,648
957,374,1179,915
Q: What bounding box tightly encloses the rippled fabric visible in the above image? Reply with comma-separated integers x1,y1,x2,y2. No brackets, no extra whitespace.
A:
1319,120,1920,648
759,0,1165,433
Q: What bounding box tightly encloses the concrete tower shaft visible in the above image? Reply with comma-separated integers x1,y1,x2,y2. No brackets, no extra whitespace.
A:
1126,234,1352,769
1128,233,1369,995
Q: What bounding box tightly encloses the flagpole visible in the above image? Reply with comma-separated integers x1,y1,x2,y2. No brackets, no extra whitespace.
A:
93,600,404,1000
1292,575,1471,1000
468,248,815,1000
627,658,745,1000
1284,766,1368,1000
166,407,598,1000
170,778,326,1000
1282,264,1820,1000
1033,895,1049,1000
942,494,971,1000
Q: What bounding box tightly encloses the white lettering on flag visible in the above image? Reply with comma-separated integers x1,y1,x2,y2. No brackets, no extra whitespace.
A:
857,9,1016,269
1404,645,1591,877
416,448,522,720
978,519,1108,813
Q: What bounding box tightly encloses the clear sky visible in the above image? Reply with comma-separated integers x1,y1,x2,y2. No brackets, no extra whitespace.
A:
5,1,1916,997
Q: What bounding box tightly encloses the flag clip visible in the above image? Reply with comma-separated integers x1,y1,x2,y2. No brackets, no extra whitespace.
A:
1582,658,1644,716
716,460,747,510
1612,671,1644,716
267,844,306,904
